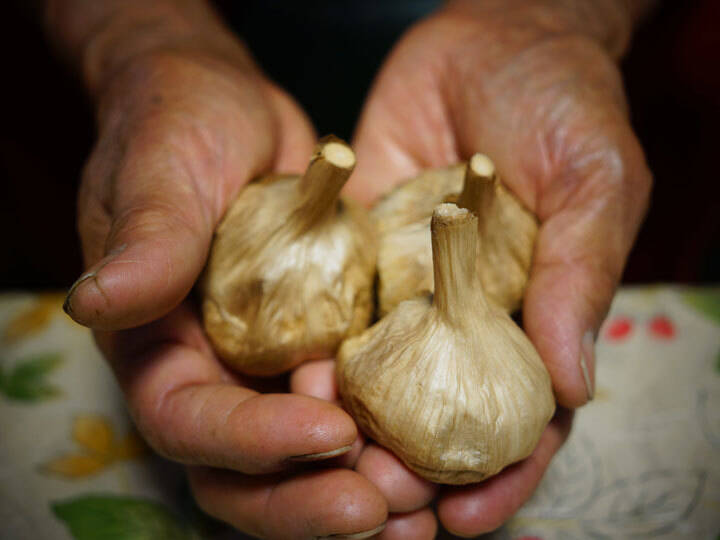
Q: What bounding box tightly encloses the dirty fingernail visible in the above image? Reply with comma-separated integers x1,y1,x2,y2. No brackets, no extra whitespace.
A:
63,244,127,317
315,522,387,540
289,445,353,463
580,330,596,402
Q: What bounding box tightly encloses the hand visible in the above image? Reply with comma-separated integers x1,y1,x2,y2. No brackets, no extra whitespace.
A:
344,0,652,535
64,40,388,540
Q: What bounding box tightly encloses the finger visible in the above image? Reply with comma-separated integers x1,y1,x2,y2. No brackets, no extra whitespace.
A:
378,508,437,540
437,409,573,536
97,304,357,473
355,444,437,513
290,359,339,402
290,359,365,468
189,466,388,540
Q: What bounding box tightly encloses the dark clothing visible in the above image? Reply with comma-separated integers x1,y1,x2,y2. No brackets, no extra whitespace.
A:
215,1,442,138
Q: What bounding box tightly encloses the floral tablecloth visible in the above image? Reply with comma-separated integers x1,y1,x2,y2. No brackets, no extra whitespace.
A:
1,287,719,540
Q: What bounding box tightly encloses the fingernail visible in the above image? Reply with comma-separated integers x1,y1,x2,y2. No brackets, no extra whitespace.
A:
63,244,127,317
315,523,387,540
580,330,596,402
289,445,353,463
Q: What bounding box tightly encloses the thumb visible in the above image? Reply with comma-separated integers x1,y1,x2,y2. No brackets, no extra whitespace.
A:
64,118,282,331
64,76,316,332
522,131,652,408
64,146,259,331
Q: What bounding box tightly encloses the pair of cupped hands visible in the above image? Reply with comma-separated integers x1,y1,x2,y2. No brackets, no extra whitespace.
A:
62,1,651,538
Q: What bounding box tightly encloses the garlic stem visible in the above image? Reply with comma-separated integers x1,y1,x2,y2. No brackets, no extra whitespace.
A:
431,204,488,323
457,153,497,217
293,135,356,230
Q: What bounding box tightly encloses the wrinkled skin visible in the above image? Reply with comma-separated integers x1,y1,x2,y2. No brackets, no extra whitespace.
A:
63,0,651,538
70,50,390,538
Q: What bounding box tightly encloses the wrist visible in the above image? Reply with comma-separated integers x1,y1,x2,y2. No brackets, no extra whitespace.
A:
45,0,256,97
443,0,653,59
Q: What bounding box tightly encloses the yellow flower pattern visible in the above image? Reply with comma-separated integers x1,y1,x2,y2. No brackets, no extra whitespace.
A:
3,293,67,343
43,415,147,478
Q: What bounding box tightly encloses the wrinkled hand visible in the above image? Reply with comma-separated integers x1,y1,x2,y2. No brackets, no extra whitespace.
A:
65,49,388,539
339,0,651,536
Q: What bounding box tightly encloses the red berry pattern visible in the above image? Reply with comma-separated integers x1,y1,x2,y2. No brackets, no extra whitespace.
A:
604,316,634,341
649,315,676,339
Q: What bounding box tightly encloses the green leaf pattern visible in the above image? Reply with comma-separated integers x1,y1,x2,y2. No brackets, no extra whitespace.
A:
0,353,62,401
683,289,720,326
683,290,720,375
52,495,191,540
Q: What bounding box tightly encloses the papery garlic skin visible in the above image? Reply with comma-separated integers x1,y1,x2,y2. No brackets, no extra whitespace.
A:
373,155,537,315
337,204,554,485
202,139,377,376
373,165,466,235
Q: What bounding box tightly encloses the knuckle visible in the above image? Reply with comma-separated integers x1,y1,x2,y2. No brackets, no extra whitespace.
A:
111,201,198,238
128,406,175,461
143,386,196,462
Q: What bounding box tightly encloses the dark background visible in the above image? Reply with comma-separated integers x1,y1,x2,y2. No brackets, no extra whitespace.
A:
0,0,718,291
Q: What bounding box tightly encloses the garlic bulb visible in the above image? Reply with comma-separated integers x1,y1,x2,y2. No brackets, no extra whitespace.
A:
374,154,537,315
337,203,555,485
202,137,377,376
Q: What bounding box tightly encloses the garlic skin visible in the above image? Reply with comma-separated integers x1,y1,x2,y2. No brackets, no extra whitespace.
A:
337,203,555,485
373,154,537,315
202,137,377,376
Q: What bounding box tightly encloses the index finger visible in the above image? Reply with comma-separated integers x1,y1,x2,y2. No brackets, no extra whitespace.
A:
95,303,358,473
